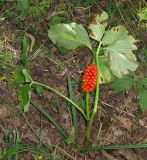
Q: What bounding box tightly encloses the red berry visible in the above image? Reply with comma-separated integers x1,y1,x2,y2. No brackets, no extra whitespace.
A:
81,64,98,93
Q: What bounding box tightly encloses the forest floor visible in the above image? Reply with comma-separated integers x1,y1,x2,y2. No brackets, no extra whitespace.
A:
0,0,147,160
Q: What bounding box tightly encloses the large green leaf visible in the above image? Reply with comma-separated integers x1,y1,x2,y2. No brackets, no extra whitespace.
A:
88,11,108,42
19,84,32,112
111,77,134,92
102,25,138,77
48,22,92,50
138,89,147,112
98,56,114,84
109,51,138,77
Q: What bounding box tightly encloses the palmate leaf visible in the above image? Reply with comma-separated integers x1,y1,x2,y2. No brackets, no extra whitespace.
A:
48,22,92,50
88,11,108,42
138,89,147,112
102,25,138,77
109,51,138,77
98,56,115,84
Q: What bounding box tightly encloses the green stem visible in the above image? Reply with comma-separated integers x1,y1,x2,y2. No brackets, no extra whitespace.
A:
32,81,88,120
85,42,102,143
85,112,96,144
86,93,90,120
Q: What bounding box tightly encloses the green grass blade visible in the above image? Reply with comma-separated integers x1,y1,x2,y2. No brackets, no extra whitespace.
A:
31,101,68,139
7,129,14,160
68,76,78,144
1,144,50,160
78,144,147,152
14,130,21,160
6,129,20,160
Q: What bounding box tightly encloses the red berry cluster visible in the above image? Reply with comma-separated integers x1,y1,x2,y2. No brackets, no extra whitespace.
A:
82,64,98,93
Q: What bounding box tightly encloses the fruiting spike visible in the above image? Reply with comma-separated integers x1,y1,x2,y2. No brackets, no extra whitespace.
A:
82,64,98,93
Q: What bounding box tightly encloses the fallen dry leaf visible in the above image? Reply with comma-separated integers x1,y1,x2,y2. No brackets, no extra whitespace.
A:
0,108,9,119
117,150,137,160
117,116,133,130
70,126,75,143
102,151,118,160
103,126,123,145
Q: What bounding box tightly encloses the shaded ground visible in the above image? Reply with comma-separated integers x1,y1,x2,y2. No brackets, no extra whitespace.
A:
0,0,147,159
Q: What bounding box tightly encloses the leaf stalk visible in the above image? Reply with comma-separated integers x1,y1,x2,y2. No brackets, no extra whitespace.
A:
85,42,102,143
32,81,88,120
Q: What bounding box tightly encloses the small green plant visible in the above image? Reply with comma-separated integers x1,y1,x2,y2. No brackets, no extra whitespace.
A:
138,7,147,21
49,16,63,26
7,11,147,151
16,0,29,20
0,128,65,160
0,129,21,159
0,40,16,78
17,0,52,20
0,52,13,72
0,0,4,9
83,0,98,6
111,74,147,112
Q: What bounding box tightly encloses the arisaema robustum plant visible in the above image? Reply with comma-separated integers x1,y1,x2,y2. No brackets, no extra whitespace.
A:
9,12,146,150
